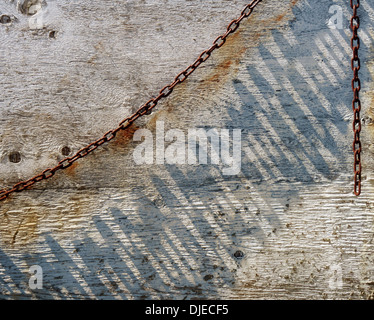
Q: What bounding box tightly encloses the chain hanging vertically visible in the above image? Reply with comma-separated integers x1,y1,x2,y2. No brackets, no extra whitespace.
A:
0,0,263,202
351,0,362,196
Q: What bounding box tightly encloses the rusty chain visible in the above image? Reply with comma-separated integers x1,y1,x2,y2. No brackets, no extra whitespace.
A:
0,0,263,202
351,0,362,196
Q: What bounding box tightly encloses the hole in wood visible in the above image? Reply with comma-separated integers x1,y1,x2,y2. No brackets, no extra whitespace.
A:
49,30,56,39
18,0,44,16
9,152,21,163
61,146,71,156
233,250,244,259
0,15,11,24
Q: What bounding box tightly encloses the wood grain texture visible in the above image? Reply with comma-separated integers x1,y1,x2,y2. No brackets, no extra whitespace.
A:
0,0,374,299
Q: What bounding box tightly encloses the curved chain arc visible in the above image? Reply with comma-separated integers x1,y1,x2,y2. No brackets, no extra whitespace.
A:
0,0,263,202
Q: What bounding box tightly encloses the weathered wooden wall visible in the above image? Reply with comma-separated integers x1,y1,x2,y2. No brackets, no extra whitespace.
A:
0,0,373,299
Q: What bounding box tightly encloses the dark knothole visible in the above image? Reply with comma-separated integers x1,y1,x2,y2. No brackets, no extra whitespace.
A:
0,15,11,24
9,152,21,163
61,146,71,156
233,250,244,259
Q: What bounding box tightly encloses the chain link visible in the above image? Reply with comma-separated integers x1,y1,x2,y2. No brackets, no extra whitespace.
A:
0,0,263,202
351,0,362,196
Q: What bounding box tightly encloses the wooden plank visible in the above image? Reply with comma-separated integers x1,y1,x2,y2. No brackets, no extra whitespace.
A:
0,0,374,299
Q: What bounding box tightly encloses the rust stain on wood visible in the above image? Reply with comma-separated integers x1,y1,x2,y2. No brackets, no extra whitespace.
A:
273,0,298,22
147,0,300,129
0,194,88,248
0,208,40,247
198,0,300,92
201,30,247,87
65,161,79,176
113,124,139,147
205,59,233,83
